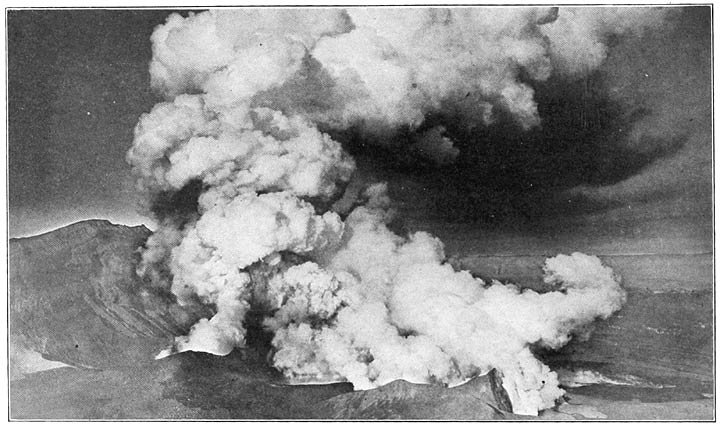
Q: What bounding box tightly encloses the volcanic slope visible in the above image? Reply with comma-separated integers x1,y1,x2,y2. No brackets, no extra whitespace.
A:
8,220,714,419
8,220,511,419
9,220,195,370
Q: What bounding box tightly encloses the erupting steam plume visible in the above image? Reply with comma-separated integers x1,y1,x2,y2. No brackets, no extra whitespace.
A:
127,7,665,415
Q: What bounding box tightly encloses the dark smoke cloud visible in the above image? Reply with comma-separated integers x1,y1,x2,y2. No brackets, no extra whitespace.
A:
567,7,711,211
375,69,687,223
149,179,205,226
342,7,709,225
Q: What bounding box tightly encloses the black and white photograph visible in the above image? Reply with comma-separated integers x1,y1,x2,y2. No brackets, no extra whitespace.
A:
5,4,715,420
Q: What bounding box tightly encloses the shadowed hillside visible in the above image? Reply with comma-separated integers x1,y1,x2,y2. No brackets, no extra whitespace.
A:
9,220,188,370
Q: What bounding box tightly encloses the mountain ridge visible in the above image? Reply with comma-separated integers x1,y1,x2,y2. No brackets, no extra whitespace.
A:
9,219,181,370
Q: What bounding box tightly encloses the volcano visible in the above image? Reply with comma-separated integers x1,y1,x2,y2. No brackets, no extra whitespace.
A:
8,220,713,419
6,6,713,420
9,220,513,419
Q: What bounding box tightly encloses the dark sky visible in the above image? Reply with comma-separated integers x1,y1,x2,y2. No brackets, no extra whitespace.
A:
8,10,172,236
7,8,713,246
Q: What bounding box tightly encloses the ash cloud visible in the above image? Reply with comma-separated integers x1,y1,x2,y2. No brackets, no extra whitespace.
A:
566,7,711,212
126,7,670,415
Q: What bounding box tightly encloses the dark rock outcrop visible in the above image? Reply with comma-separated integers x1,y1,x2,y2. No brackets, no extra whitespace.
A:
316,371,513,420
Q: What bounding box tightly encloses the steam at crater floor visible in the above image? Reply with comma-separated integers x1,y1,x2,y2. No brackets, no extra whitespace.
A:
126,8,663,415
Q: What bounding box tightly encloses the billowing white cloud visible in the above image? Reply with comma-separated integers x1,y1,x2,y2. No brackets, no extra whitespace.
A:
263,201,624,414
126,8,663,415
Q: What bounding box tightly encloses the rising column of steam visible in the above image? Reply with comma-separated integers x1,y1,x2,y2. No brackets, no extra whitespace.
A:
127,8,665,415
